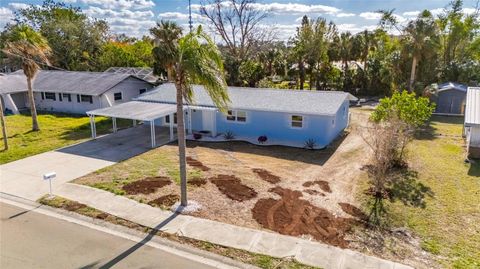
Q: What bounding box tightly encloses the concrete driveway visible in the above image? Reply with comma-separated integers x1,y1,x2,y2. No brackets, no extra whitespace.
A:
0,125,172,201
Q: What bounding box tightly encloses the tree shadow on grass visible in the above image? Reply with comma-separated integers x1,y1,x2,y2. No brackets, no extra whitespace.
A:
387,169,434,208
468,161,480,177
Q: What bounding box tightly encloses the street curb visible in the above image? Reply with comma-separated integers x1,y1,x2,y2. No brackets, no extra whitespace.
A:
0,192,260,269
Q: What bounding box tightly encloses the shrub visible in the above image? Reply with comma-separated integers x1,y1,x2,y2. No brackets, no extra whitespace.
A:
193,133,202,140
304,138,317,150
258,135,268,144
223,130,235,140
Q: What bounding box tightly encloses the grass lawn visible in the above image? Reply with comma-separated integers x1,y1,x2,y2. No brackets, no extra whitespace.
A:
0,112,131,164
385,116,480,268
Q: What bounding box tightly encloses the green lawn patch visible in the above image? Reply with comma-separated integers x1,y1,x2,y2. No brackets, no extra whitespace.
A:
386,116,480,268
0,112,131,164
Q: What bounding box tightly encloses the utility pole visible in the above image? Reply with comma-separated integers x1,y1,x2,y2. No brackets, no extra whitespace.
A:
188,0,193,32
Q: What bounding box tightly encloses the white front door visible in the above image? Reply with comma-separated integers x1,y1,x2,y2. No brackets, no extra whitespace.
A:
202,110,216,136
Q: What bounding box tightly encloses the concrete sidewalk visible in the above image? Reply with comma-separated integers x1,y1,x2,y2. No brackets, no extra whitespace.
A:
57,183,412,269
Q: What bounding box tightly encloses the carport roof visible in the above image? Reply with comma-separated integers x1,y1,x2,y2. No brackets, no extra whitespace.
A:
87,101,176,121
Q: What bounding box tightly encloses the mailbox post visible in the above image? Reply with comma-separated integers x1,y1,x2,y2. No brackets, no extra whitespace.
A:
43,172,56,196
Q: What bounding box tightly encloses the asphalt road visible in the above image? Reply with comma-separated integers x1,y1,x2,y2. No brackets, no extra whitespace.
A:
0,202,217,269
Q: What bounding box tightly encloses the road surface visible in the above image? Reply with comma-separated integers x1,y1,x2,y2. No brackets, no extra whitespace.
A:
0,202,218,269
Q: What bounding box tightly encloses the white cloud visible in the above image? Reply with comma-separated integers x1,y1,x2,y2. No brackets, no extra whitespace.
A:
403,11,420,17
337,23,377,33
158,12,204,21
336,13,355,18
8,3,31,10
80,0,155,10
0,7,14,29
359,12,382,20
193,2,341,15
84,6,154,19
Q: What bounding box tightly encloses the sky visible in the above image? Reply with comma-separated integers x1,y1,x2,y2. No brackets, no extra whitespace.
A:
1,0,479,40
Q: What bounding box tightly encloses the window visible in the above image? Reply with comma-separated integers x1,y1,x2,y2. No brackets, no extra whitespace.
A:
226,110,247,123
291,115,303,128
139,89,147,94
77,94,80,103
63,93,72,102
45,92,56,101
114,92,122,101
41,92,45,100
332,119,335,125
59,93,63,101
80,95,93,104
165,113,177,124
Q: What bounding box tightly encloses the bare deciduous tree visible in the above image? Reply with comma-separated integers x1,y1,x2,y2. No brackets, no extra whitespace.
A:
200,0,270,61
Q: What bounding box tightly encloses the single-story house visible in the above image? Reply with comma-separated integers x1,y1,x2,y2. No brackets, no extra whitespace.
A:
428,82,467,115
0,70,154,115
464,87,480,159
87,83,356,149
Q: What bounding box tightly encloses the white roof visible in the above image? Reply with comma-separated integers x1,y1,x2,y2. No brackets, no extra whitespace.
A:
137,83,356,116
465,87,480,126
87,101,176,121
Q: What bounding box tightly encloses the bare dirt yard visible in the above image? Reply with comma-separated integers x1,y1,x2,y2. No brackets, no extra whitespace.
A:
74,108,479,268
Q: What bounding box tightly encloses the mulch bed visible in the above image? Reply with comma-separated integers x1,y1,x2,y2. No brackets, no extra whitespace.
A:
188,177,208,187
149,194,180,208
338,202,368,220
122,176,171,195
303,180,332,193
252,187,356,248
186,157,211,171
252,168,281,184
209,175,257,202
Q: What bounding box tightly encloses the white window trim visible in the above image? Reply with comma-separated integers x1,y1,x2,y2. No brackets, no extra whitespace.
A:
226,110,248,124
289,114,305,129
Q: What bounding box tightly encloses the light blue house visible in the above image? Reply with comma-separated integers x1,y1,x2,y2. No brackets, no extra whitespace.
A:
129,83,356,149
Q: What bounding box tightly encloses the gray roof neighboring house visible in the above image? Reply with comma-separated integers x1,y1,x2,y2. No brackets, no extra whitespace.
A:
1,70,153,96
465,87,480,126
137,83,356,116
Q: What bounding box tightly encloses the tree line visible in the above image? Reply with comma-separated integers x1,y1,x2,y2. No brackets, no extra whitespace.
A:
1,0,479,96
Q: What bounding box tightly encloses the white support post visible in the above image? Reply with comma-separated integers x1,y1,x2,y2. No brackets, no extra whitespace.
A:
90,115,97,139
112,117,117,133
150,121,156,148
133,119,136,127
187,108,193,135
169,113,174,141
212,110,217,137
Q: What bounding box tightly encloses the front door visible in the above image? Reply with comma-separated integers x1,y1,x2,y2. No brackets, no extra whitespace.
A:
202,110,216,136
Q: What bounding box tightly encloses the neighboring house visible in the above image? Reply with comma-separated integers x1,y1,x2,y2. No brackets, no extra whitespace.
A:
464,87,480,159
428,82,467,115
0,70,154,114
88,83,356,149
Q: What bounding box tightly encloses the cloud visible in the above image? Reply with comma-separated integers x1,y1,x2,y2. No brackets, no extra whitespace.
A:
359,12,382,20
80,0,155,10
337,23,377,33
158,12,204,21
8,3,31,10
84,6,154,19
0,7,14,28
336,13,355,18
193,2,341,15
403,11,420,17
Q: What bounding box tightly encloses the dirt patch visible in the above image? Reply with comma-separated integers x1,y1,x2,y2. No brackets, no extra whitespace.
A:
96,213,109,220
186,157,210,171
303,180,332,193
252,187,355,248
304,189,325,196
63,201,87,211
149,194,180,207
188,177,208,187
338,203,368,220
252,168,281,184
122,177,171,195
209,175,257,202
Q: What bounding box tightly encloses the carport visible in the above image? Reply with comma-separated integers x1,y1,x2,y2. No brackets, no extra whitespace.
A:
87,101,177,148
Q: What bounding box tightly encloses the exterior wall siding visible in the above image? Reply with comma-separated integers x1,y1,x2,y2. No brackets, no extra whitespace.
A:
34,92,103,114
467,126,480,159
104,77,154,106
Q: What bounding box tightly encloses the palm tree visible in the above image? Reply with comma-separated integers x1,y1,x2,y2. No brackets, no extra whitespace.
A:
3,25,51,131
151,21,229,207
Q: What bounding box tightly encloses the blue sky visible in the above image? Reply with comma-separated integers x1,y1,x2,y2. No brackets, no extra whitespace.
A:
1,0,478,39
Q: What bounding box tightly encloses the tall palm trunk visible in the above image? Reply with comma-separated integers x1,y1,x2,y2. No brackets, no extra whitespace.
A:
0,96,8,150
408,56,418,92
299,61,305,90
27,77,40,131
174,76,188,206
